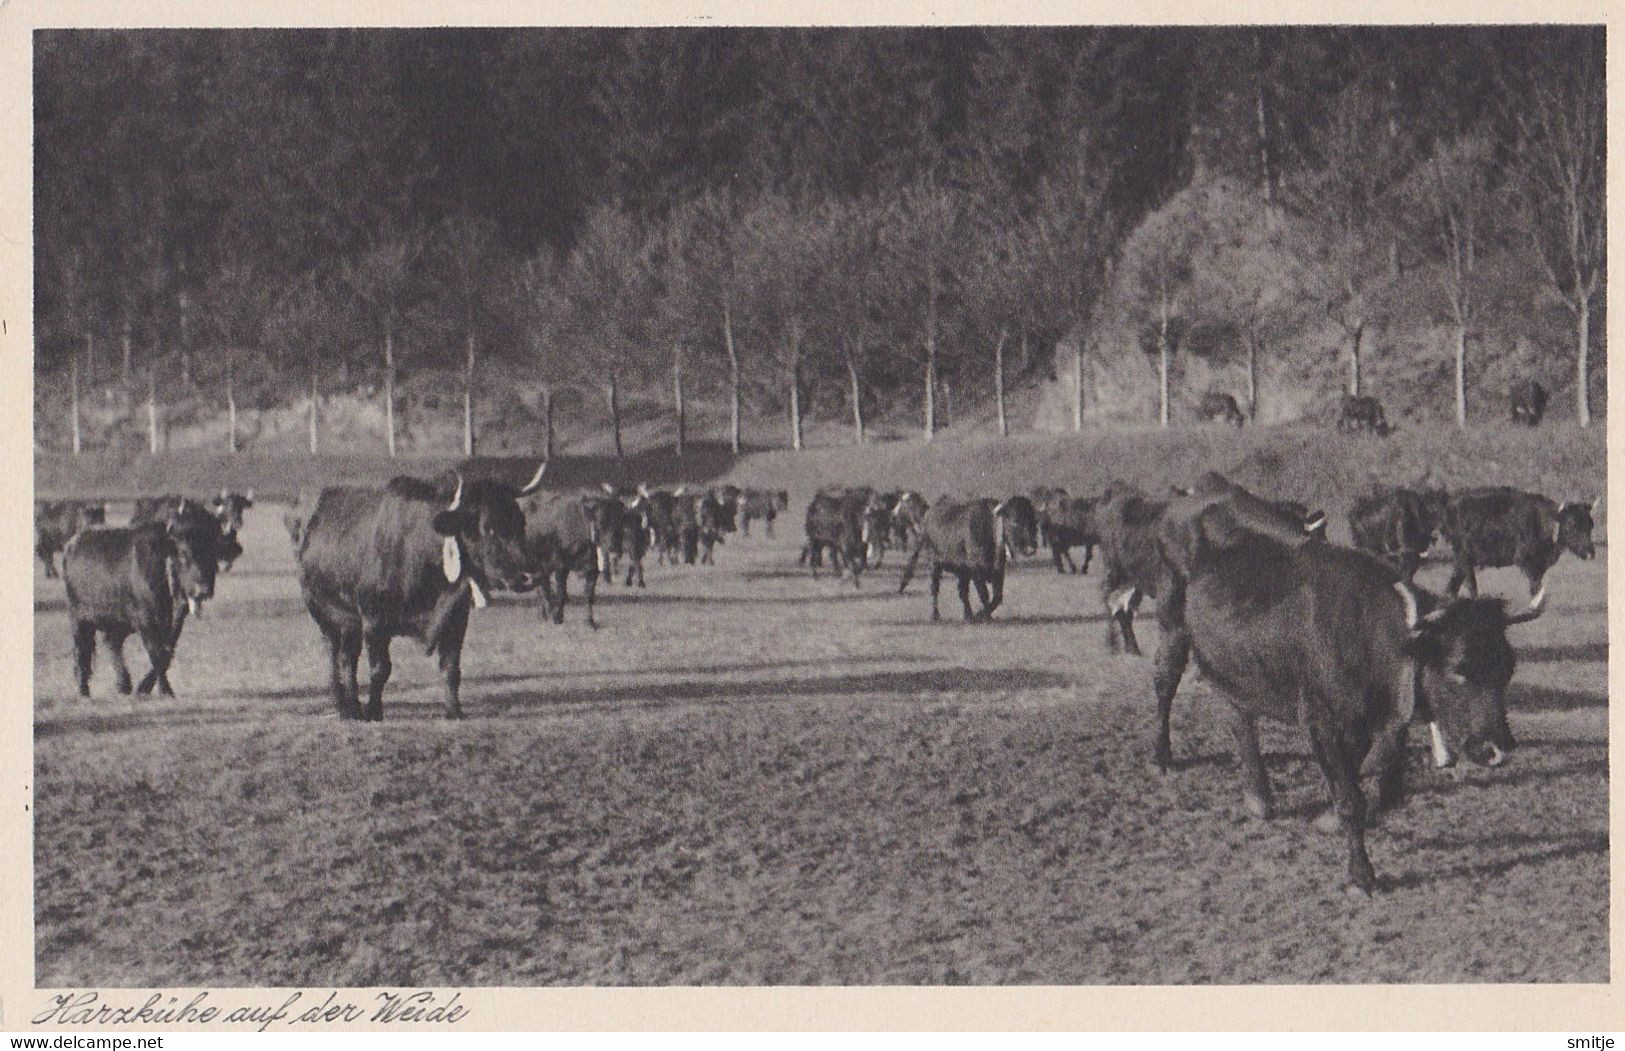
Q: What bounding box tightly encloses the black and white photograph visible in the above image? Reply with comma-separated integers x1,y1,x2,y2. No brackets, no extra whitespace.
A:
17,13,1611,1014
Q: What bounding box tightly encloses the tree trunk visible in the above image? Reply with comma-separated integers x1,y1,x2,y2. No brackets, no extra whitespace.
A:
226,354,238,454
1158,287,1171,428
121,317,132,385
1247,332,1260,421
923,278,937,442
383,330,397,457
1073,343,1084,432
673,347,686,458
788,322,804,453
308,364,319,455
1454,323,1468,428
84,332,94,387
1577,297,1591,428
542,385,555,461
1253,31,1275,205
942,380,953,429
463,332,476,458
607,375,624,460
994,326,1008,438
70,357,81,455
723,300,741,455
1348,321,1365,397
147,369,160,454
847,356,865,446
178,291,191,388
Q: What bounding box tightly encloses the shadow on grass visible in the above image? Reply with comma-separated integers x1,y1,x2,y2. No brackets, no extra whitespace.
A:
1388,830,1608,890
1518,641,1608,664
1508,681,1606,713
470,665,1077,718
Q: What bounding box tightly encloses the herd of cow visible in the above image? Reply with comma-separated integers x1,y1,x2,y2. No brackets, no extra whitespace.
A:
36,459,1598,894
1197,382,1554,433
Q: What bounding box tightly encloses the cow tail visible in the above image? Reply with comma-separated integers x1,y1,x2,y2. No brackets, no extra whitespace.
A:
898,535,927,594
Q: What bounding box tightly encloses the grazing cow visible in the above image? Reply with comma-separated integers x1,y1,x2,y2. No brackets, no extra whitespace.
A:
802,489,875,587
130,497,245,586
1348,486,1451,583
62,501,227,698
35,500,107,578
890,491,930,548
522,490,625,628
1509,379,1548,426
1337,394,1391,436
1150,496,1542,893
1096,474,1324,656
1040,495,1101,575
1198,391,1247,427
739,488,790,537
296,464,546,720
897,496,1039,620
616,488,652,587
1440,487,1596,599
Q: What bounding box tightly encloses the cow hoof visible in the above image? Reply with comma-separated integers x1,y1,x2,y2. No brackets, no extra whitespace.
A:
1312,809,1343,834
443,709,464,721
115,683,132,696
1242,795,1272,821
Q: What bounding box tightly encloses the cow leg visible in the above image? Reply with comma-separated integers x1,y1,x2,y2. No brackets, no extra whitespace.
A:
1224,705,1272,817
134,625,174,697
550,568,569,625
1051,545,1067,575
436,601,470,720
971,574,993,620
1305,704,1378,895
1397,550,1420,584
956,570,975,621
765,514,776,538
40,547,59,579
105,627,133,695
989,564,1006,614
1522,566,1546,600
1150,626,1190,774
1446,559,1478,598
1080,543,1095,575
929,563,943,622
71,620,96,697
584,564,600,630
362,631,392,722
323,628,363,719
1365,724,1410,819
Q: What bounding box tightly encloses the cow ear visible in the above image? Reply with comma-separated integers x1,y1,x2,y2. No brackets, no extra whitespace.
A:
432,510,470,536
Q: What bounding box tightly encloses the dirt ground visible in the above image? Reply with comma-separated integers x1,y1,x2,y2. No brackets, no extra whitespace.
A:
33,497,1608,986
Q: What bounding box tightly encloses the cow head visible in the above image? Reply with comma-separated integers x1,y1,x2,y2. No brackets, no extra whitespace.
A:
208,489,254,570
992,495,1040,556
1557,500,1597,560
1395,582,1546,768
165,499,226,613
432,463,546,597
78,503,108,530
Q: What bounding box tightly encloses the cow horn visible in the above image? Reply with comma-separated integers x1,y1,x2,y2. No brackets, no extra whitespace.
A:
674,485,688,497
601,482,615,494
448,472,465,511
1393,582,1422,631
176,499,188,515
993,499,1008,517
1506,583,1549,625
638,484,651,498
518,461,548,495
1304,511,1327,534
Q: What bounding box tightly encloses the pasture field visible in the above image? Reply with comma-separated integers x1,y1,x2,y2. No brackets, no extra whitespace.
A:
33,483,1607,986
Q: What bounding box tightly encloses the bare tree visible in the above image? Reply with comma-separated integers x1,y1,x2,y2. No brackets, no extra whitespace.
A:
1114,197,1206,427
510,253,570,460
739,196,823,452
807,196,886,446
1405,135,1498,428
428,215,501,456
1510,34,1604,427
883,181,968,442
341,226,428,456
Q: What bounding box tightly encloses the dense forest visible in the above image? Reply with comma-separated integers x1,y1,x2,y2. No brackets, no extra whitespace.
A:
33,26,1604,455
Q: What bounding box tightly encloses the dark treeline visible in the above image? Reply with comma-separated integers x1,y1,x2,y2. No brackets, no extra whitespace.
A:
35,26,1604,454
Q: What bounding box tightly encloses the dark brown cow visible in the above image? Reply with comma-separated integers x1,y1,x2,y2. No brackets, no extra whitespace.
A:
296,464,545,720
35,500,107,578
1441,487,1596,599
1198,391,1247,427
62,501,227,698
1509,379,1548,426
521,489,624,628
1348,486,1451,583
739,488,790,537
896,496,1038,620
1150,497,1542,894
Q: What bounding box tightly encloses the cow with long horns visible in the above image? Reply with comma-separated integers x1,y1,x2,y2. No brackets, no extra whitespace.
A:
296,463,546,720
1149,495,1544,894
